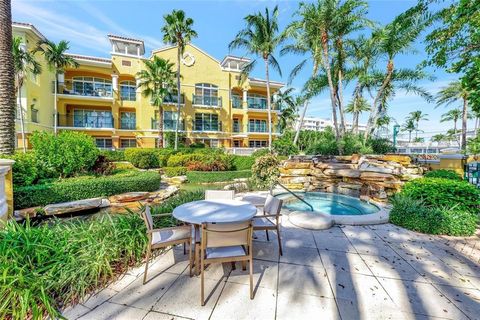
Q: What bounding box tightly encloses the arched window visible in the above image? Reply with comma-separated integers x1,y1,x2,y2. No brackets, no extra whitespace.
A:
72,77,112,97
120,81,136,101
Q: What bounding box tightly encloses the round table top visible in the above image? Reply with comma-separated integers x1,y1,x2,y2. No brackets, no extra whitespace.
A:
172,200,257,224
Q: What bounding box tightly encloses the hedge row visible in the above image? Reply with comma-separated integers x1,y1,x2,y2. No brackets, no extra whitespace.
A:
186,170,251,183
14,171,161,209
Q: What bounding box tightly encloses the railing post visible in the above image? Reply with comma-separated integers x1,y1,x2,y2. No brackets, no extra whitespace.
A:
0,159,15,222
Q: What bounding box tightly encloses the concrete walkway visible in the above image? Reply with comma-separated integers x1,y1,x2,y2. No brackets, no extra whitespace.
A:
63,219,480,320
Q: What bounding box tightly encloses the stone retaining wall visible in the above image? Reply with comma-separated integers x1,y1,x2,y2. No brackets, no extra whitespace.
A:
279,154,425,202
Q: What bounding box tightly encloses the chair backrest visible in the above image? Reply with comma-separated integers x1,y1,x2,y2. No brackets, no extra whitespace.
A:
264,195,283,217
140,205,154,231
205,190,235,201
202,221,252,248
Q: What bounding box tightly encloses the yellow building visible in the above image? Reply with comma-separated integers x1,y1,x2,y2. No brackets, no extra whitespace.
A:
12,22,284,150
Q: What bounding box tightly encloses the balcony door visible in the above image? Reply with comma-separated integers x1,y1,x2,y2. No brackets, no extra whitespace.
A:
73,109,113,128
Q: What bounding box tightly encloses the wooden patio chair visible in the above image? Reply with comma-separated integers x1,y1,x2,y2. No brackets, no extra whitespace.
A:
200,221,254,305
204,189,235,200
140,205,193,284
253,195,284,256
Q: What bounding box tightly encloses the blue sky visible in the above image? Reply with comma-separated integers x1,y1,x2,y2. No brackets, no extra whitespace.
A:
12,0,468,138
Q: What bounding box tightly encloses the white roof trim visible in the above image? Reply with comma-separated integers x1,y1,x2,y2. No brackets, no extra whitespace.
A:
12,23,46,41
151,43,221,64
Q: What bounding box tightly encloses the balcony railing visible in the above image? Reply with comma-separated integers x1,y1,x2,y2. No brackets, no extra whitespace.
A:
120,119,136,130
247,96,268,110
232,96,243,109
193,121,223,132
233,123,242,133
192,94,222,107
58,114,114,129
163,94,185,105
151,118,185,130
56,82,113,98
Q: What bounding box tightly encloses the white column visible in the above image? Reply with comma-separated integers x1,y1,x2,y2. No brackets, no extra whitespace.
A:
112,74,118,92
137,45,140,56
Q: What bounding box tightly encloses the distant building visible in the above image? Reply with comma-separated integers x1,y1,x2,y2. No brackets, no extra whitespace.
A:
295,116,367,133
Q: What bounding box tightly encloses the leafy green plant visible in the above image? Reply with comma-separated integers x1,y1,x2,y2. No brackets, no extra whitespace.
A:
30,131,98,178
100,150,126,162
124,148,160,169
232,155,255,170
14,171,161,209
272,137,299,156
150,190,204,215
424,169,462,180
163,166,187,177
0,152,39,186
186,170,251,183
251,148,270,158
401,177,480,213
251,153,280,189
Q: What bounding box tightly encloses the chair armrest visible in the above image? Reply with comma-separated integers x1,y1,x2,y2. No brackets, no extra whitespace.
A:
254,214,280,218
151,212,173,217
147,225,191,234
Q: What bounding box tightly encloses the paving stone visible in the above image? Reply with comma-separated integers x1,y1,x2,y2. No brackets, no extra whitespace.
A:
143,311,191,320
77,302,148,320
276,293,340,320
282,229,317,248
360,253,426,282
433,284,480,320
349,238,398,256
107,274,137,292
342,225,381,241
320,250,372,276
278,263,333,298
313,232,357,253
280,246,323,268
377,277,469,320
110,272,179,310
228,259,278,290
82,288,118,309
153,275,225,320
61,304,91,320
252,241,280,262
209,282,276,320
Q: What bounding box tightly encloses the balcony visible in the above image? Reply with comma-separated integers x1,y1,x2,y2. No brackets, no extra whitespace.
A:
193,121,223,132
57,82,113,99
163,94,185,105
120,118,136,130
58,114,114,129
232,96,243,109
192,94,222,107
151,118,185,131
247,96,267,110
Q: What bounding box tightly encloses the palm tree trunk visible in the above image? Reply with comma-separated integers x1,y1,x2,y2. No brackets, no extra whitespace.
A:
453,120,459,146
409,131,411,143
17,76,26,153
321,32,340,143
337,70,346,136
293,100,308,146
351,83,361,134
264,58,272,151
0,0,16,154
174,46,181,150
461,97,468,150
54,73,58,135
158,105,163,148
364,60,394,140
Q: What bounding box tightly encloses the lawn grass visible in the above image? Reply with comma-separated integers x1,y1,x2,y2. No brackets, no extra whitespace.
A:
186,170,251,184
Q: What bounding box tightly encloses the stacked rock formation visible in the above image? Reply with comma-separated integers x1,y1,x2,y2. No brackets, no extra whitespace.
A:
279,154,424,202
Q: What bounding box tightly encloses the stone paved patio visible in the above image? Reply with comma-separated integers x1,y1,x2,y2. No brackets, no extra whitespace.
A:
63,218,480,320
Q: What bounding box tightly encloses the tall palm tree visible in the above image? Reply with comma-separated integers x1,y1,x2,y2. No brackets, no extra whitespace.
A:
137,56,176,148
35,39,78,135
12,37,41,152
161,10,197,150
440,108,462,134
0,0,16,155
364,4,427,138
431,134,447,143
436,81,470,150
275,88,298,133
345,96,370,134
407,110,428,139
401,118,416,143
375,115,394,138
230,5,286,151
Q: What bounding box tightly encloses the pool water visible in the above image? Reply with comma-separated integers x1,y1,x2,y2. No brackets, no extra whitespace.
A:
281,192,380,216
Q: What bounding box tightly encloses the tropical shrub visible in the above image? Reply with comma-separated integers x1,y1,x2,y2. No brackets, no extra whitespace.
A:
100,150,126,162
163,166,187,177
30,131,98,178
124,148,159,169
91,155,115,176
251,153,280,189
150,190,205,214
389,195,478,236
1,152,39,186
272,137,299,156
167,153,204,167
188,142,205,148
424,169,462,180
232,155,255,170
368,137,396,154
167,153,233,171
251,148,270,158
401,177,480,213
186,170,251,183
14,171,161,209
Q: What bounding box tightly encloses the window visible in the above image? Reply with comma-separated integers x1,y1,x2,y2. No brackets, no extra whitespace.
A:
233,119,241,133
122,60,132,66
249,119,267,132
120,112,136,129
249,140,268,148
197,138,219,148
120,81,136,101
72,77,112,97
163,111,181,130
194,113,220,131
247,94,267,109
120,138,136,148
232,94,242,109
95,138,112,149
73,109,113,128
193,83,220,106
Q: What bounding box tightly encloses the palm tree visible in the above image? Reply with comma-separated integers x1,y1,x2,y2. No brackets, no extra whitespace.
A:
0,0,16,154
401,118,416,143
230,5,286,151
364,4,427,138
137,56,176,148
12,37,41,152
161,10,197,150
436,81,470,150
440,108,462,134
275,88,298,133
407,110,428,139
35,39,78,135
375,115,394,138
431,134,447,143
345,96,370,134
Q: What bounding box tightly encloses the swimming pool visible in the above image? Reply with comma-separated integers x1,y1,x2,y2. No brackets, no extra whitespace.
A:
280,192,380,216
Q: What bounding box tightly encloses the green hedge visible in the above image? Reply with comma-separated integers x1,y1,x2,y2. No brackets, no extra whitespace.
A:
232,155,255,170
424,169,462,180
186,170,251,183
100,150,126,162
124,149,160,169
14,171,161,209
163,166,187,177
